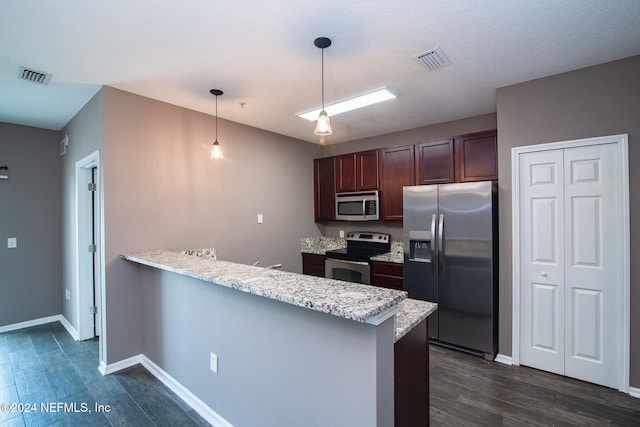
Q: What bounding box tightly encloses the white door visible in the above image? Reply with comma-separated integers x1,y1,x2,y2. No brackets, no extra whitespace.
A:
519,149,565,375
563,144,620,387
519,142,622,389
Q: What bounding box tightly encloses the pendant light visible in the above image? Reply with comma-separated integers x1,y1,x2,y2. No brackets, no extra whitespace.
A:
210,89,224,159
314,37,332,136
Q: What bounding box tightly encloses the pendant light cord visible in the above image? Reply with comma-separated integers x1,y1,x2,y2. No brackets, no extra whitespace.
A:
321,47,325,109
215,94,218,141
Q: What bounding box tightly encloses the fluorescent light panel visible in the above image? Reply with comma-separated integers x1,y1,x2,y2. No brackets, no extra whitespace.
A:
297,87,397,121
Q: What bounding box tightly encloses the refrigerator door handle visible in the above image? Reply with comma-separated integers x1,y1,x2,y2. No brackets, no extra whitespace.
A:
438,213,445,280
430,214,437,279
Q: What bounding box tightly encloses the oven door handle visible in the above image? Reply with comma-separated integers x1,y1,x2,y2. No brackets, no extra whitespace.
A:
327,258,370,267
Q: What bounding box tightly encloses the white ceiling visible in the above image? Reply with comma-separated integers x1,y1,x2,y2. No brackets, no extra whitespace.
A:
1,0,639,145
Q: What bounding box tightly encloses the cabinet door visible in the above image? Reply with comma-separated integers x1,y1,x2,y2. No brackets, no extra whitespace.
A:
335,153,357,192
371,261,404,290
314,157,335,221
302,253,326,277
381,145,415,220
455,130,497,182
357,149,380,191
415,139,454,184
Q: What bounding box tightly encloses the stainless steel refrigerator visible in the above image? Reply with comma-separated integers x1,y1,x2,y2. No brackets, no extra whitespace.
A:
403,181,498,360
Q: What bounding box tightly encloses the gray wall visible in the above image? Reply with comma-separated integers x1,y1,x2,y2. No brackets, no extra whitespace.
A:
496,55,640,387
321,113,497,242
101,87,324,363
0,122,62,326
140,265,394,426
60,90,104,331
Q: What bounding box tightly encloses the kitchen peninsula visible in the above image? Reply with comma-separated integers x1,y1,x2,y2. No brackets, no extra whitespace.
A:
122,250,435,427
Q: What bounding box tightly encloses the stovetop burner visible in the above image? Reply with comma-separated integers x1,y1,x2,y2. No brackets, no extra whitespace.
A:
325,231,391,261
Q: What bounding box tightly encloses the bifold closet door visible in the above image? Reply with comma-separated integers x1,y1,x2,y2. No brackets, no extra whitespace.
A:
519,143,621,389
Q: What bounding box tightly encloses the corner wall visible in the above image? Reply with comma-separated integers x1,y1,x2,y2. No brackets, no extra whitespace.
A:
496,55,640,387
101,87,324,363
0,123,62,326
60,90,104,333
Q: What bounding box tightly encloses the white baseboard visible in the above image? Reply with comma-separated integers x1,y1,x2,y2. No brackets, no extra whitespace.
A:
59,315,79,340
630,386,640,399
494,353,513,365
102,354,233,427
0,314,64,334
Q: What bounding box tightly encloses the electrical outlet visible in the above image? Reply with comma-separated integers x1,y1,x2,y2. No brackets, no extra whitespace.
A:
65,289,70,300
7,238,17,248
210,352,218,374
339,230,345,238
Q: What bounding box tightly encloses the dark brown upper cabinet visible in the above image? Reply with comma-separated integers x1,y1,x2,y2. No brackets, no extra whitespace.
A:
381,145,415,220
314,157,336,221
454,130,498,182
415,138,455,185
335,149,380,192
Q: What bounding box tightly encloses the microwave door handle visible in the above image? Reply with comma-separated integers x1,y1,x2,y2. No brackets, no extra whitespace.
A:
362,197,367,220
430,214,437,279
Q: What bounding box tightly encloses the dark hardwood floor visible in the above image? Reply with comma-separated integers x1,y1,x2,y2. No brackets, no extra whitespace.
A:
3,321,640,426
430,344,640,426
0,322,208,427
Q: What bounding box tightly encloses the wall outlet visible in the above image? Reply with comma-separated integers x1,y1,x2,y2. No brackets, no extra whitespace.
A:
257,213,263,224
210,352,219,374
65,289,70,300
7,238,17,248
339,230,344,238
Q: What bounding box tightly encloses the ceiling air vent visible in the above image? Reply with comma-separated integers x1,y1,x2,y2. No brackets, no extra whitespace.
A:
415,47,450,70
18,67,52,85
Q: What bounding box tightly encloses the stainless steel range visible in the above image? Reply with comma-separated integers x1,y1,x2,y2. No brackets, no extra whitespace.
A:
324,231,391,284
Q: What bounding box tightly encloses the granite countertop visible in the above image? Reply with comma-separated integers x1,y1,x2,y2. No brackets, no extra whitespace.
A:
300,236,346,255
122,250,407,324
394,299,437,342
301,237,404,264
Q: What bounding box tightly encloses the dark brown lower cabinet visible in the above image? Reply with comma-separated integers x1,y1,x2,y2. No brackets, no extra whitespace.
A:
301,253,325,278
395,318,429,426
371,261,403,290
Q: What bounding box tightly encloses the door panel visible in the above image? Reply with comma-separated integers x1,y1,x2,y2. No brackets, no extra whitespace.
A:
519,149,565,373
564,143,620,388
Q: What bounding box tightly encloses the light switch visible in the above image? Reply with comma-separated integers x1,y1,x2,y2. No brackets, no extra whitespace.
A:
257,214,263,224
7,238,17,248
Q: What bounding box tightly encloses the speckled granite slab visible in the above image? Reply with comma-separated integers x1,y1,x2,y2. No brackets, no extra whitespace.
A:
370,240,404,264
300,237,346,254
122,250,407,324
394,299,437,342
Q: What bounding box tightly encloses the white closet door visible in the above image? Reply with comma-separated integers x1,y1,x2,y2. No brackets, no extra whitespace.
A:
563,143,620,388
519,149,565,375
519,142,622,389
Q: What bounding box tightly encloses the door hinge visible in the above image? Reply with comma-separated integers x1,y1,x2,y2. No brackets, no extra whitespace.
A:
88,244,97,253
89,306,97,315
88,182,97,191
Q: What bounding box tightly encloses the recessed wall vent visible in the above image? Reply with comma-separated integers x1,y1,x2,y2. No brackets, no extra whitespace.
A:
415,47,450,70
18,67,52,85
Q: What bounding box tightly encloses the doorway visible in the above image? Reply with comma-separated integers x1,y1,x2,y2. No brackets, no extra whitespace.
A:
75,151,105,363
511,134,629,392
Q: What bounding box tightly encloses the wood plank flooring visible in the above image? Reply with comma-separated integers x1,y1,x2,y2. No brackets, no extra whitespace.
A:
0,322,208,427
430,344,640,426
3,321,640,426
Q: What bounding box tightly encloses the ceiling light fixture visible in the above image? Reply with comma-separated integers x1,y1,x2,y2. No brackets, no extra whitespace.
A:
297,86,398,121
209,89,224,160
313,37,332,136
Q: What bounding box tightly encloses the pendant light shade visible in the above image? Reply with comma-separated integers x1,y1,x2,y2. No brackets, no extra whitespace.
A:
210,89,224,159
314,37,332,136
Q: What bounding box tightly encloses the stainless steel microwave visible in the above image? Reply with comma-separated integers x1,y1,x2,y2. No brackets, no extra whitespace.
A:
335,190,380,221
